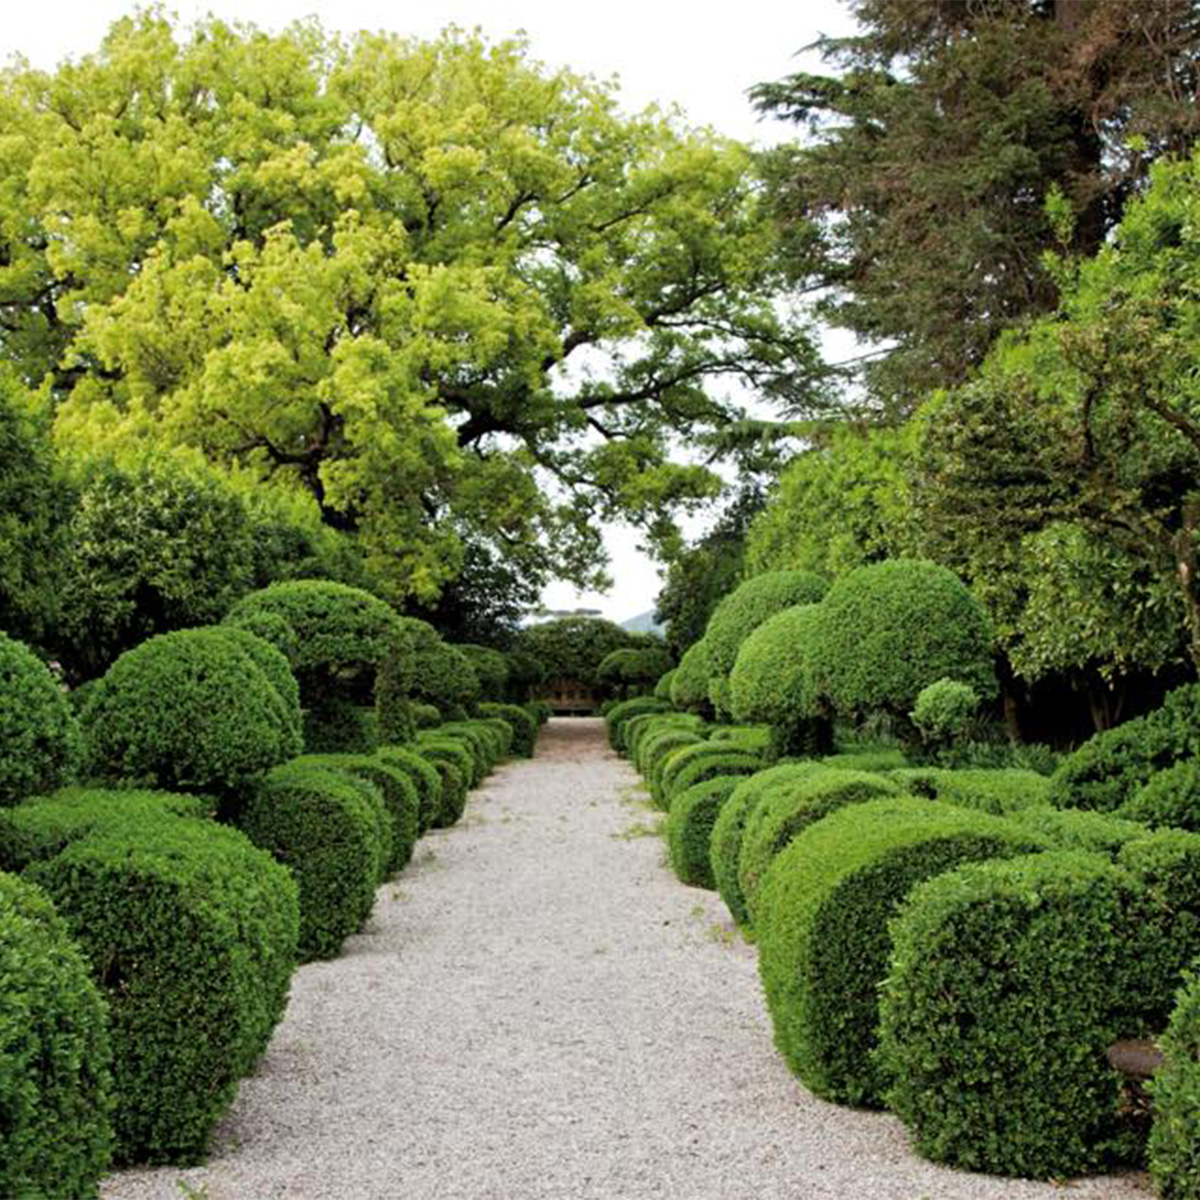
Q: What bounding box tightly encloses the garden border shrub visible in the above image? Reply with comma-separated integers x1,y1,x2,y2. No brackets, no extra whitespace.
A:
667,776,742,889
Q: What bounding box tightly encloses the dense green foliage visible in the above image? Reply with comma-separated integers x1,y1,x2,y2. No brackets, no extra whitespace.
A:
376,745,443,833
606,696,672,753
413,739,473,824
1152,970,1200,1197
396,619,479,716
753,0,1200,409
888,768,1051,816
0,869,113,1198
81,627,301,791
1049,684,1200,813
669,639,714,714
518,617,645,689
0,631,81,806
737,768,899,926
476,702,538,758
56,455,255,681
27,814,298,1164
0,371,73,647
809,560,996,722
230,761,385,961
667,776,742,890
880,852,1153,1176
456,644,509,701
664,750,762,810
755,796,1043,1106
597,646,674,698
296,754,419,873
709,763,826,929
303,699,380,755
702,571,828,714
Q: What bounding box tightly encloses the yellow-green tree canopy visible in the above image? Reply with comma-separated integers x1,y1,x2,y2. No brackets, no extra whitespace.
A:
0,14,824,600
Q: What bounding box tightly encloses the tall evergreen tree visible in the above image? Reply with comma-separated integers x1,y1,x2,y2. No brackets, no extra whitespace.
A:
754,0,1200,410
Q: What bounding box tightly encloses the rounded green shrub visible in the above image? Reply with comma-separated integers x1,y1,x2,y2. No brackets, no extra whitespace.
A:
738,769,900,926
1048,683,1200,813
670,639,714,713
823,749,911,772
808,559,996,721
413,741,471,825
376,745,443,833
1152,971,1200,1197
667,776,742,889
0,787,208,872
0,870,113,1197
513,616,642,689
413,702,442,728
654,668,677,701
710,763,828,929
910,677,980,749
630,714,701,773
1119,760,1200,831
399,620,480,715
606,696,672,753
0,631,81,806
644,731,707,803
424,726,489,785
704,573,829,717
477,702,538,757
665,749,763,810
28,816,298,1164
82,627,301,792
880,852,1151,1177
225,579,403,695
211,626,302,743
221,608,299,667
229,761,384,962
296,754,419,873
756,796,1044,1107
728,603,820,723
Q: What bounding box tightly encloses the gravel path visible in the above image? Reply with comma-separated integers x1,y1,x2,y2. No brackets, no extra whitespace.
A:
102,718,1152,1200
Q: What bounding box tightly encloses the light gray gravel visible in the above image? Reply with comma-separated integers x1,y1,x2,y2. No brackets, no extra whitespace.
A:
102,718,1152,1200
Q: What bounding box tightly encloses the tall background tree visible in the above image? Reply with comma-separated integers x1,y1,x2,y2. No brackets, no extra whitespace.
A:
753,0,1200,411
0,14,828,605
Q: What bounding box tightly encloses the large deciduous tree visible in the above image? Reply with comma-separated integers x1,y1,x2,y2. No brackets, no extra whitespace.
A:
753,0,1200,410
0,14,825,600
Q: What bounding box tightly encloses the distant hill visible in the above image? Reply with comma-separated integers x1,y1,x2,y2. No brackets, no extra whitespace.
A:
620,609,666,636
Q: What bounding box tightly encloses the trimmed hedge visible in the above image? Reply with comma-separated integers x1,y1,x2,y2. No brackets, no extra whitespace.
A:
216,626,303,745
477,702,539,757
412,742,470,826
1009,806,1148,855
667,775,742,889
822,749,911,772
420,730,484,788
880,852,1153,1177
377,746,443,833
670,639,714,713
654,668,677,701
755,796,1044,1106
0,787,208,873
296,754,419,873
82,627,301,792
647,737,710,806
1152,970,1200,1198
710,763,827,929
606,696,672,753
737,769,900,926
1119,760,1200,831
888,767,1051,815
729,602,826,748
413,702,442,728
633,718,702,777
808,559,996,721
229,761,384,962
400,619,480,715
0,869,113,1197
28,816,298,1164
435,722,497,782
224,579,403,691
1049,683,1200,813
703,572,829,715
0,631,81,806
665,750,763,810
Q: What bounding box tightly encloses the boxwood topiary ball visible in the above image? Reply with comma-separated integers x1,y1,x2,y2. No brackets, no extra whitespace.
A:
0,631,81,806
81,627,301,791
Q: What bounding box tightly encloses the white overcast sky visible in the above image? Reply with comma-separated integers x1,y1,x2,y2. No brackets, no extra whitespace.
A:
5,0,859,625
